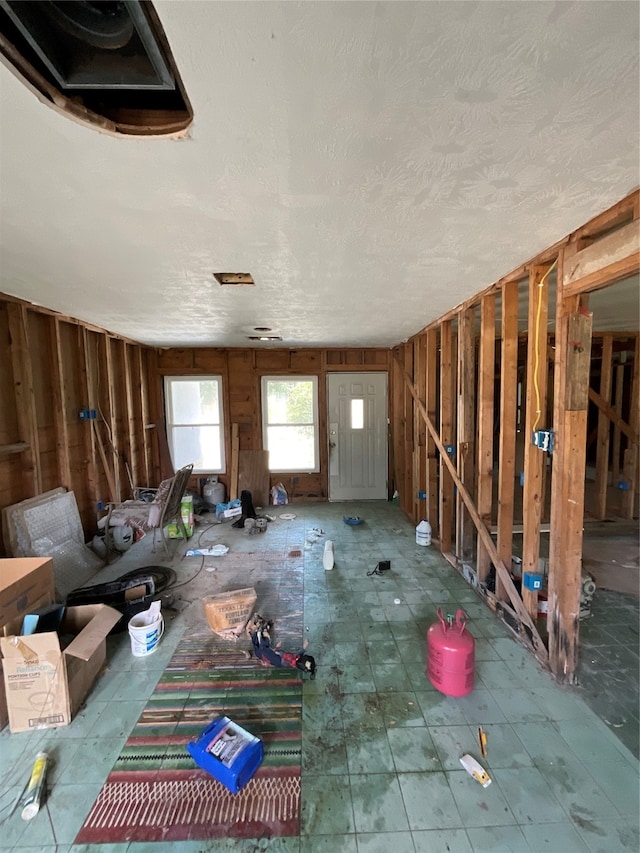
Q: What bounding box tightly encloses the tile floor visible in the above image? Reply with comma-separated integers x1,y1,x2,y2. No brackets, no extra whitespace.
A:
0,501,638,852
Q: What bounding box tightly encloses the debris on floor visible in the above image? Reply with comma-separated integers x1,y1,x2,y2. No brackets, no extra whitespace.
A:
203,587,257,640
460,753,492,787
478,726,488,758
248,614,316,679
20,751,48,820
186,545,229,557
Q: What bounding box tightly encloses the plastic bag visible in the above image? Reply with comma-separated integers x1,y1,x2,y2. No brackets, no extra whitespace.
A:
270,482,288,505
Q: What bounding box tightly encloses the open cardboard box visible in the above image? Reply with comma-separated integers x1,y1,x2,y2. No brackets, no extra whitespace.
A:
0,557,57,730
1,603,121,733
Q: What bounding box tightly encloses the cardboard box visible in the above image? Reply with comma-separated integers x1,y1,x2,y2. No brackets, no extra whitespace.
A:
0,557,56,730
0,603,121,733
165,493,194,539
0,557,55,630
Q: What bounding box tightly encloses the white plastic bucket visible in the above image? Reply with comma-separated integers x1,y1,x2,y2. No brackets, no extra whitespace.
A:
323,540,335,571
416,519,432,547
128,602,164,657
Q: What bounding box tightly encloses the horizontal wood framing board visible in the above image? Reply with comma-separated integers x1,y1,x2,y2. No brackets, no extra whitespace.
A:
562,220,640,289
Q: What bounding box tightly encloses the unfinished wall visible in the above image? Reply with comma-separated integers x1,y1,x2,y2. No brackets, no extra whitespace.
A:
390,190,639,680
0,292,390,558
153,347,391,502
0,296,157,557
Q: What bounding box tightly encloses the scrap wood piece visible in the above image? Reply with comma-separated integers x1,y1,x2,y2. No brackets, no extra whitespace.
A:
230,423,239,501
478,726,488,758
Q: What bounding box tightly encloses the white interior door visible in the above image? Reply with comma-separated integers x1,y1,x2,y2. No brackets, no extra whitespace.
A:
327,372,388,501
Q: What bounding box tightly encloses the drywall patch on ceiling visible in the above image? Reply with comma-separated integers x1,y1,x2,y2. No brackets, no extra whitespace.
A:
214,273,255,286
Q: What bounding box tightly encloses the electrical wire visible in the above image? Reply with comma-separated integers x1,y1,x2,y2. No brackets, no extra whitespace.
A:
532,258,558,434
170,556,206,590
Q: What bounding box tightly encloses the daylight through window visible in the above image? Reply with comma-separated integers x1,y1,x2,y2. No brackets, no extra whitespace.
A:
165,376,225,473
261,377,319,472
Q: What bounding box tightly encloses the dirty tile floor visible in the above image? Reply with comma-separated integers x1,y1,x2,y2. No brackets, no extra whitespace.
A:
0,501,638,852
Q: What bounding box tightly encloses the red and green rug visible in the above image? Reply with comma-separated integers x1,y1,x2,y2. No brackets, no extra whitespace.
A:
76,552,305,844
76,637,302,843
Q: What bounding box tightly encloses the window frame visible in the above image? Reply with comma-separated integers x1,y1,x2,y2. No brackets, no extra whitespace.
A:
261,375,320,473
164,375,225,474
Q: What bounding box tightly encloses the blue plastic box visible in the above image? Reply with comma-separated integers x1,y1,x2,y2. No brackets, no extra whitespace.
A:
186,716,264,794
523,572,543,591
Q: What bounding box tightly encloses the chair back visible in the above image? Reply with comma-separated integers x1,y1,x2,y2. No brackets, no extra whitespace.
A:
158,464,194,529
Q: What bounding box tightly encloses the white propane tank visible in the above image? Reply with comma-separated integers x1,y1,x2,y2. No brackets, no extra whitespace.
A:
416,519,432,547
203,477,225,508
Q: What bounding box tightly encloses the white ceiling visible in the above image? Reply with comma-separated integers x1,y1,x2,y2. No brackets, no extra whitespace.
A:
0,1,638,348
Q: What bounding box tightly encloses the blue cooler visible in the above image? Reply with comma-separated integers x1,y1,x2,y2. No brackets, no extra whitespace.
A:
186,716,264,794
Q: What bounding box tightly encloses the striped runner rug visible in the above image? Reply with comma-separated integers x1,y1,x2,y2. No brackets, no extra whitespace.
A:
76,561,304,843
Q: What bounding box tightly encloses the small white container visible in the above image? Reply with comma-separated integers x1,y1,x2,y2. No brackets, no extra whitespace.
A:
323,540,335,570
416,519,432,546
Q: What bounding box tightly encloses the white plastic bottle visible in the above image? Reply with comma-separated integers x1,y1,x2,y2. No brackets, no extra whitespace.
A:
323,540,335,570
416,519,432,546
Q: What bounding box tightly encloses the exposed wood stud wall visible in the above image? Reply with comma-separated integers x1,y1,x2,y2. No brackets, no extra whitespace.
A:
0,294,156,556
391,189,638,681
0,192,637,685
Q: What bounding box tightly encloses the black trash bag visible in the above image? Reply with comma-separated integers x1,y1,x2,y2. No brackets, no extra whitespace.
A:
232,490,258,528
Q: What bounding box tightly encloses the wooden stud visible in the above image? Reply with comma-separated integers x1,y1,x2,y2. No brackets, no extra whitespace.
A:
548,248,591,681
404,342,414,517
7,303,41,494
77,326,98,509
123,344,138,492
565,311,594,411
457,307,476,562
439,321,454,555
230,422,240,500
594,335,613,519
49,317,72,491
414,336,427,524
476,295,495,582
522,264,552,618
426,328,439,537
497,282,519,601
132,347,150,486
611,362,625,486
103,337,121,502
621,335,639,518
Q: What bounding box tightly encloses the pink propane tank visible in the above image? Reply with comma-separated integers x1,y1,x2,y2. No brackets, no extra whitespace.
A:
426,608,475,697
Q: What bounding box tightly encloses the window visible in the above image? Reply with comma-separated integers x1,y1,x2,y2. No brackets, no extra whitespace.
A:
165,376,225,474
351,399,364,429
261,377,319,472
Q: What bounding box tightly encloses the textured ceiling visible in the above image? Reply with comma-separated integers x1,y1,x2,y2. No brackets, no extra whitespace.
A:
0,1,638,348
